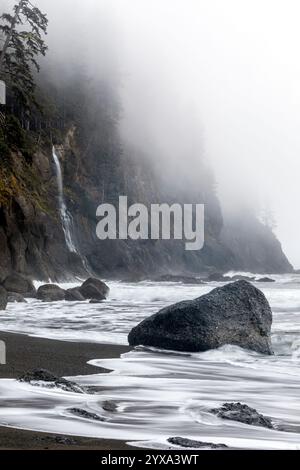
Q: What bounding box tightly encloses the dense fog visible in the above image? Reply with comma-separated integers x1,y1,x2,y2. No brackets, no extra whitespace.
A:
2,0,300,266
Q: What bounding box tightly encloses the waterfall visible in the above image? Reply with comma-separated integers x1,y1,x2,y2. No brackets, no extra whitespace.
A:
52,146,77,253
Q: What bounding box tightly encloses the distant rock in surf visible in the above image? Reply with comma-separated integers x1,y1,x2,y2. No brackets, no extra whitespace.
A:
211,402,274,429
206,272,231,282
19,369,86,393
79,278,109,300
256,277,275,283
128,280,273,354
231,274,255,281
7,292,27,303
2,272,36,297
155,274,206,284
207,273,255,282
168,437,228,449
65,287,85,302
0,286,8,310
37,284,66,302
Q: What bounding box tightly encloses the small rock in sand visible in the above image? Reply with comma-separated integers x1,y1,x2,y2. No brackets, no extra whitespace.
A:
168,437,228,449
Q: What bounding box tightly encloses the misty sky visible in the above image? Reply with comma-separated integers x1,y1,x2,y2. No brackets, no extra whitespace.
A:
3,0,300,267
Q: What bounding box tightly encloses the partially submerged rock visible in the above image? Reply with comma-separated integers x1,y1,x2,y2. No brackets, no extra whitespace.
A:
18,369,85,393
128,280,273,354
2,273,36,296
102,400,118,412
79,278,109,300
0,286,8,310
206,272,231,282
156,274,206,285
231,275,255,281
211,402,274,429
37,284,66,302
256,277,275,283
168,437,228,449
65,288,85,302
7,292,27,303
68,408,105,421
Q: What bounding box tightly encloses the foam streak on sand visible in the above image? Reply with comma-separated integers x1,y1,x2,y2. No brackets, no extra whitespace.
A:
0,274,300,449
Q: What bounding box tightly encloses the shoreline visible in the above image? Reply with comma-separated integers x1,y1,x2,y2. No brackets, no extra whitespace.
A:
0,331,137,450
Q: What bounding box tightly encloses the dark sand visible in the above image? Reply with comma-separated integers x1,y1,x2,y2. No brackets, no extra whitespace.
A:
0,331,138,450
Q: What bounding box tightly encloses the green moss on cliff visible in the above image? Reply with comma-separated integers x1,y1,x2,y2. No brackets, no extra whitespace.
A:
0,116,54,215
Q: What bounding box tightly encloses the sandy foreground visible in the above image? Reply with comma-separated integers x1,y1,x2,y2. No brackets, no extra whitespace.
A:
0,331,140,450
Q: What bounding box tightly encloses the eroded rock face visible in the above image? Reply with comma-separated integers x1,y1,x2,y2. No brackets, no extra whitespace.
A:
0,286,8,310
3,272,36,296
128,281,273,354
37,284,66,302
211,402,274,429
79,278,109,300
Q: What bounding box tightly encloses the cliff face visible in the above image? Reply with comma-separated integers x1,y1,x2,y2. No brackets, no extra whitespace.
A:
0,87,293,280
0,123,87,282
221,214,292,274
58,124,292,278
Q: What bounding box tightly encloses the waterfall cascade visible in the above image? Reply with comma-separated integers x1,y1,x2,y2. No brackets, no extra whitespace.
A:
52,146,77,253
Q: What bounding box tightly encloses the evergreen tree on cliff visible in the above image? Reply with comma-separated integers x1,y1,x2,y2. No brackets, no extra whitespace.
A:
0,0,48,109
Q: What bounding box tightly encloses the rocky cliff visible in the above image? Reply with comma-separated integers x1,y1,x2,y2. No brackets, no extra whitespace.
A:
0,82,293,280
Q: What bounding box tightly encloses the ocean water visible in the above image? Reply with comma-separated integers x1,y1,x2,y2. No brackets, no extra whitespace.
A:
0,274,300,449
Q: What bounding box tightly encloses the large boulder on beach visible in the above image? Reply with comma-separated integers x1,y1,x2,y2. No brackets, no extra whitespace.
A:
37,284,66,302
0,286,8,310
128,280,273,354
2,272,36,296
79,278,109,300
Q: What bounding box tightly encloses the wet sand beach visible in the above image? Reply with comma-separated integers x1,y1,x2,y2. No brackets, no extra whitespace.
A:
0,331,135,450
